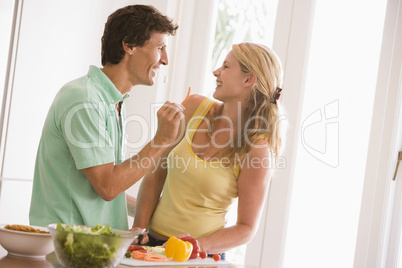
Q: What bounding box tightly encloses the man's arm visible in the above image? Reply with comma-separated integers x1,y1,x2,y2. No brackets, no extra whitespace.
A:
81,101,185,201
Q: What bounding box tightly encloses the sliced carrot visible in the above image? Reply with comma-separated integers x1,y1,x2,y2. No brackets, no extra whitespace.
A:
131,251,171,262
181,86,191,105
144,253,171,262
131,250,148,260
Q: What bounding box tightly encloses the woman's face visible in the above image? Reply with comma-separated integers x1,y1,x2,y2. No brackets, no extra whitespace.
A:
212,51,250,102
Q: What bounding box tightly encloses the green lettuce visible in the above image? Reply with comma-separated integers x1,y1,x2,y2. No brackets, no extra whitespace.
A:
54,223,122,267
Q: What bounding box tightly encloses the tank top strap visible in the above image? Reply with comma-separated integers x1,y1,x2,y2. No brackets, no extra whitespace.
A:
186,97,216,140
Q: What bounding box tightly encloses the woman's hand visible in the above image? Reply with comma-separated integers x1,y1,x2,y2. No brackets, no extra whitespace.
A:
130,227,149,244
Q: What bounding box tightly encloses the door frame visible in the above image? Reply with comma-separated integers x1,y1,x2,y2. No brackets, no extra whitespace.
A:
354,0,402,266
248,0,402,267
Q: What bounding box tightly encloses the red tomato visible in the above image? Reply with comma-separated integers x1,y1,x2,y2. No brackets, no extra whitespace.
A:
213,254,220,261
199,251,207,259
127,245,147,253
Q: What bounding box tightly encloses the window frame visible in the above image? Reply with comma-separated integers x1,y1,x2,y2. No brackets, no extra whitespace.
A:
253,0,316,266
243,0,402,266
354,0,402,266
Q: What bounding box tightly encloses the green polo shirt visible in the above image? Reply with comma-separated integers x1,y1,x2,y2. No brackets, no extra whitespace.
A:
29,65,129,230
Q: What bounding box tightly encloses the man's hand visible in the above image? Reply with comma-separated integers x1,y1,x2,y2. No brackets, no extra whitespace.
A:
153,101,185,147
81,103,184,202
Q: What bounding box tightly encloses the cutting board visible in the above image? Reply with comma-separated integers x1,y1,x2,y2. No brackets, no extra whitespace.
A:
120,257,231,266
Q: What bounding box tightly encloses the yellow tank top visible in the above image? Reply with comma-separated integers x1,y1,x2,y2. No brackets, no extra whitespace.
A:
149,97,239,238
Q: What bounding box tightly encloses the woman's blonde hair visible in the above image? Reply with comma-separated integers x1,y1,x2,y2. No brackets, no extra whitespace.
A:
228,42,286,164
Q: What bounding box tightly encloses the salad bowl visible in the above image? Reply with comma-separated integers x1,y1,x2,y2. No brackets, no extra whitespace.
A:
47,223,143,268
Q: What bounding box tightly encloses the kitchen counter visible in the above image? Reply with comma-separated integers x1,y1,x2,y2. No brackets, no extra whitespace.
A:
0,245,259,268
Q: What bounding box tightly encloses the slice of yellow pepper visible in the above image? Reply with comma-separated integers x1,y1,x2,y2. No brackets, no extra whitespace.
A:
165,236,193,262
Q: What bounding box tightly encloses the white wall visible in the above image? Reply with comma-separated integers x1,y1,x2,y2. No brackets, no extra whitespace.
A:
124,0,217,199
0,0,165,223
1,0,115,224
0,0,216,225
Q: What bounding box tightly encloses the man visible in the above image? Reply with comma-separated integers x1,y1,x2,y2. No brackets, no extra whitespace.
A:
29,5,182,230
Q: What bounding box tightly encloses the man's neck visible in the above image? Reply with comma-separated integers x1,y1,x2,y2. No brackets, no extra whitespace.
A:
101,64,133,95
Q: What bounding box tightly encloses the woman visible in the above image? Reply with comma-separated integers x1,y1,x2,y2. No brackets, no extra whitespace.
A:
132,43,286,256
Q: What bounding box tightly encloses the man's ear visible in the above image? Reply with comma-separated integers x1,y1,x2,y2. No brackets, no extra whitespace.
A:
244,74,257,87
122,40,134,55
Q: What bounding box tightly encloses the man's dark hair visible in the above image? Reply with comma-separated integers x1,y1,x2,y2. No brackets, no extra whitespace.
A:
101,5,178,66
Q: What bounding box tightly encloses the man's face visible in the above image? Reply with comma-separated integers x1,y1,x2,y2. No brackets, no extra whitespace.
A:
129,32,168,86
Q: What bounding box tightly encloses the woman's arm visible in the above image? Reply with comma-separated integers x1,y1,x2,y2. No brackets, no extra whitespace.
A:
126,193,136,217
131,153,169,235
131,95,206,237
196,139,272,253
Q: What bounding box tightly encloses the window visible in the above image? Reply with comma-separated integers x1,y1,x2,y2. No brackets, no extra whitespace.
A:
0,0,15,132
283,0,387,267
206,0,279,97
208,0,279,263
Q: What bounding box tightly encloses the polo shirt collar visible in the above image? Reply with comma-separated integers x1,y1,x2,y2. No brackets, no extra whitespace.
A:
88,65,129,104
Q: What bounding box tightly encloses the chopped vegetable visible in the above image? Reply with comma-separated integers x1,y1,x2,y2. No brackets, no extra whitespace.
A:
56,222,120,237
54,223,122,267
142,246,165,254
165,236,193,262
199,251,207,259
129,248,170,262
181,87,191,105
213,253,221,261
180,236,200,259
127,245,147,253
144,253,170,262
131,250,148,260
